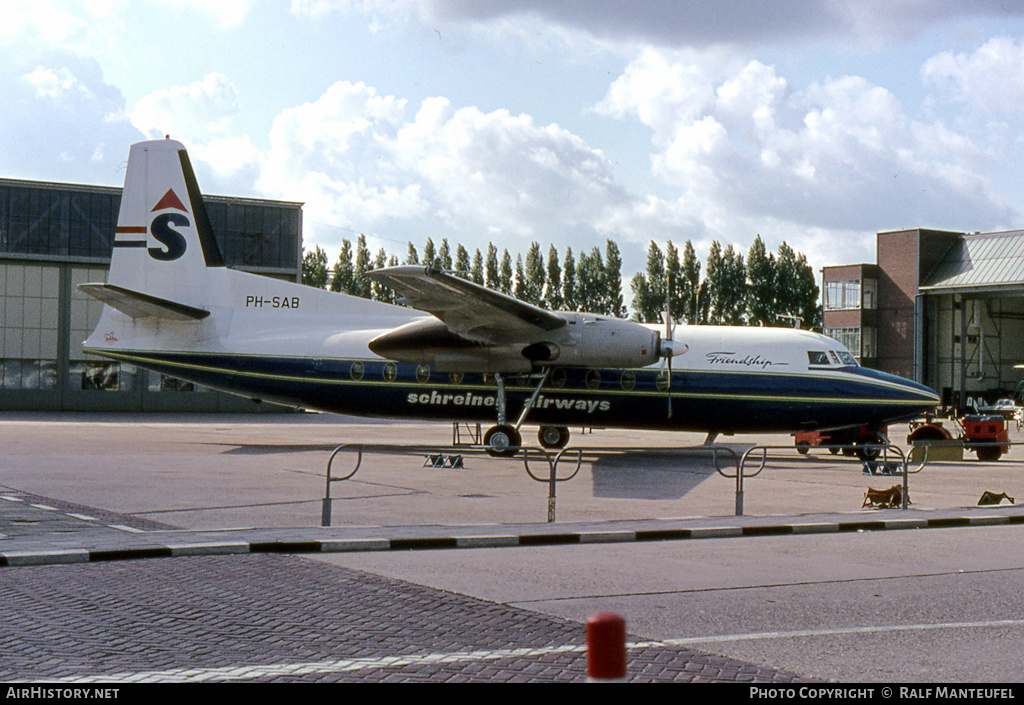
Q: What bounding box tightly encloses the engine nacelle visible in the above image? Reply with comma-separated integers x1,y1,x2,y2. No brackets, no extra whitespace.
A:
540,314,660,369
368,313,661,373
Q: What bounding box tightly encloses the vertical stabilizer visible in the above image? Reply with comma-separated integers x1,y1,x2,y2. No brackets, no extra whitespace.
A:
108,139,224,302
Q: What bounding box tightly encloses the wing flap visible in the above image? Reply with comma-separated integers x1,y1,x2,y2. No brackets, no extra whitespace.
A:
79,283,210,321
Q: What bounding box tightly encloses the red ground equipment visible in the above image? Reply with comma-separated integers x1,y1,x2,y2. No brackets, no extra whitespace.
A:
907,415,1009,461
794,426,888,460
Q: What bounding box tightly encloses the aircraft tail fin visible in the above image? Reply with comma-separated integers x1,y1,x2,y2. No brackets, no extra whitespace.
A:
104,138,225,302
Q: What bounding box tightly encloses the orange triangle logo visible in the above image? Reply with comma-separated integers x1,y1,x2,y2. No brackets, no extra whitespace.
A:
151,189,188,212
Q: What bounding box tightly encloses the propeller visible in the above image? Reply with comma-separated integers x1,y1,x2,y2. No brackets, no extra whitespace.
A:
660,276,676,418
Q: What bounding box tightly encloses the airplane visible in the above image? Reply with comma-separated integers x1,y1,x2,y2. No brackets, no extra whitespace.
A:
81,138,940,456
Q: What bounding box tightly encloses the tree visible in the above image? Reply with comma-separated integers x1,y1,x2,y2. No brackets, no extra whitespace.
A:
422,238,437,269
719,245,747,325
562,247,577,311
330,239,355,294
629,241,664,323
438,238,452,270
485,244,499,290
664,241,682,323
514,254,528,301
704,241,724,323
353,234,372,298
746,235,776,326
405,242,419,265
776,242,820,330
371,248,390,301
630,271,654,322
681,240,701,325
545,244,562,310
603,240,626,318
455,244,471,279
471,248,484,285
302,245,328,289
576,247,604,313
524,242,545,305
499,249,513,294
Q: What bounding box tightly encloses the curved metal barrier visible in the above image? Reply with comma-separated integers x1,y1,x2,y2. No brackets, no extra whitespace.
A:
322,444,363,527
521,447,584,522
714,441,909,515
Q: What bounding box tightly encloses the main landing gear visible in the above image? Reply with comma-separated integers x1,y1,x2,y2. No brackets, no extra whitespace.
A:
483,370,569,457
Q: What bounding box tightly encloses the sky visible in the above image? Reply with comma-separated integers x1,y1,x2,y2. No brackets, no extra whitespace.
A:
4,0,1024,283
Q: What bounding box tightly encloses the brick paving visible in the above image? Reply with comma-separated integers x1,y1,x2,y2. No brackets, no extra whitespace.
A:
0,487,818,683
0,550,814,683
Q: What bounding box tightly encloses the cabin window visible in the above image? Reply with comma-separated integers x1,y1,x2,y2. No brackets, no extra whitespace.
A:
549,368,566,388
449,372,463,384
807,351,829,365
382,362,398,382
585,369,601,390
350,361,364,381
620,370,636,391
416,365,431,383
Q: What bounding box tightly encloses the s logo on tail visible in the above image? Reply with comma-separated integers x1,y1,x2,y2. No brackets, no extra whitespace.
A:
149,212,189,261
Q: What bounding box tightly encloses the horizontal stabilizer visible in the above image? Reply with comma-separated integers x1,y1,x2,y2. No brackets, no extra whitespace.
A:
79,283,210,321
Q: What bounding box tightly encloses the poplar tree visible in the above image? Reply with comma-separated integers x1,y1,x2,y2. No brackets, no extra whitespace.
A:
422,238,437,270
302,245,328,289
471,248,485,285
562,247,577,311
681,240,701,324
455,244,471,279
438,238,452,270
499,249,513,294
485,244,499,289
545,244,562,310
330,239,355,294
353,234,373,298
524,242,545,305
746,235,776,326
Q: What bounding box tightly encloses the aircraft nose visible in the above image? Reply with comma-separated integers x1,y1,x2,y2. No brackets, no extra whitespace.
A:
852,367,939,418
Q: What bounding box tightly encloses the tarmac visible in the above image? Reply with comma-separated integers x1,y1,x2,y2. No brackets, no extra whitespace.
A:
2,413,1023,683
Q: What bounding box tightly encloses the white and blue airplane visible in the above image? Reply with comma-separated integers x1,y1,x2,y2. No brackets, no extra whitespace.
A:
82,139,940,456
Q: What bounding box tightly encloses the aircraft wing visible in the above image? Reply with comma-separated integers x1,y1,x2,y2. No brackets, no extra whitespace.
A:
364,265,565,343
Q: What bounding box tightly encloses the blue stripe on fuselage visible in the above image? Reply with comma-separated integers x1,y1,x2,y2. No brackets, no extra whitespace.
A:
83,348,939,433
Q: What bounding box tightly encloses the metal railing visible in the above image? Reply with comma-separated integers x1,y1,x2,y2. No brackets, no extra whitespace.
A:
321,444,363,527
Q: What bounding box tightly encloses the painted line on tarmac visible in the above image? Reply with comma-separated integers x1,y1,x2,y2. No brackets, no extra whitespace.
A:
37,618,1024,683
42,643,590,683
650,618,1024,647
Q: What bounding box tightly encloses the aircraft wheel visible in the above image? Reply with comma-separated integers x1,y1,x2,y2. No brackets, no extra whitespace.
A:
855,437,881,461
795,441,810,455
484,424,521,458
976,446,1002,462
538,425,570,449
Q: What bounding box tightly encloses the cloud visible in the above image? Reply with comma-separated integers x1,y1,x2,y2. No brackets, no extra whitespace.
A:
131,73,241,142
0,50,142,185
922,37,1024,116
420,0,1019,48
251,79,692,267
596,48,1016,250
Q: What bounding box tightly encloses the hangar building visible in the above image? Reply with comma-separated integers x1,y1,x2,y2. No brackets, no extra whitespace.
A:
0,177,302,412
823,228,1024,413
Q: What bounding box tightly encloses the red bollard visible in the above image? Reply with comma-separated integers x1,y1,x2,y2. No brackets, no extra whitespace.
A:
586,612,626,682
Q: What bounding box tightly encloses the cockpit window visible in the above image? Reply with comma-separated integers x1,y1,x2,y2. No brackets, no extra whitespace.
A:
829,351,842,365
835,351,858,366
808,351,829,365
